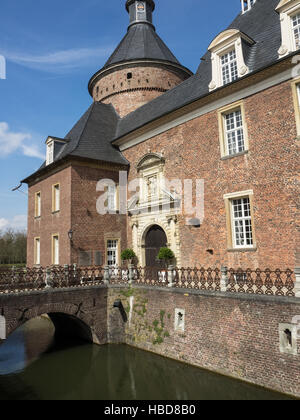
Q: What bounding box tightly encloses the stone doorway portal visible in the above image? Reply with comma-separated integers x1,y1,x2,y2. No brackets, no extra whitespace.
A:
145,225,167,267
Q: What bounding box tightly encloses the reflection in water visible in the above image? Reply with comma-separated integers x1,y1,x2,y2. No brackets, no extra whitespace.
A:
0,316,55,375
0,319,294,400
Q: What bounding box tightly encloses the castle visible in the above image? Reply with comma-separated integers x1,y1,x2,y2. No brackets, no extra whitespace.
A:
22,0,299,271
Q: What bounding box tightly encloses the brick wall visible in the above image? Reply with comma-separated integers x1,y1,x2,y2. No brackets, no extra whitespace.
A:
93,66,185,117
3,286,108,345
27,162,128,267
27,166,72,267
122,79,299,270
70,164,128,266
108,285,300,397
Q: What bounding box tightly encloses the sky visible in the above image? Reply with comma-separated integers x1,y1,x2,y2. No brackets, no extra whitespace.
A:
0,0,241,231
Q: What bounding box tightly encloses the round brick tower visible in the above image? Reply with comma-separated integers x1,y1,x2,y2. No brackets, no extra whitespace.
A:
88,0,193,118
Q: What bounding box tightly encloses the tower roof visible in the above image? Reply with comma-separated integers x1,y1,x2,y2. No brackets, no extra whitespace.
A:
103,23,181,70
88,0,192,95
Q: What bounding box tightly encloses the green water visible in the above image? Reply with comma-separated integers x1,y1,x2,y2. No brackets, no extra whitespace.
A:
0,319,293,400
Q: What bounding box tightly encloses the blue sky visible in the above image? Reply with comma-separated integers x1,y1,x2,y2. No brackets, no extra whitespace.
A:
0,0,241,231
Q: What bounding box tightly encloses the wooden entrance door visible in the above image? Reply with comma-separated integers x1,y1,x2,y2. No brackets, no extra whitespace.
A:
145,225,167,267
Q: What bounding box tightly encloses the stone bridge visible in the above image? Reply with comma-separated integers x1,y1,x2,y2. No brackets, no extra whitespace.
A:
0,285,109,344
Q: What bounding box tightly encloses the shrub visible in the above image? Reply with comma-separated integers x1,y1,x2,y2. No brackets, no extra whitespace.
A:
157,247,175,264
121,249,137,262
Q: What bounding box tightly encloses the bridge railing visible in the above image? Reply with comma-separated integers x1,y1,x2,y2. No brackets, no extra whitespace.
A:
0,265,297,297
0,265,105,294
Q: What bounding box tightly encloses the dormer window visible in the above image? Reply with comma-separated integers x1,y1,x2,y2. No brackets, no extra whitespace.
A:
45,136,68,166
277,0,300,57
292,13,300,49
221,50,238,85
46,141,54,166
241,0,256,13
208,29,254,91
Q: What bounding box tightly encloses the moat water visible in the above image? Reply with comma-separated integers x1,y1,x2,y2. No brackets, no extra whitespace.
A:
0,317,293,400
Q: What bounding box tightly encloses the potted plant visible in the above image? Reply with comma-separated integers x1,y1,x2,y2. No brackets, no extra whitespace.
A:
121,249,137,266
157,247,175,267
121,249,137,283
157,247,175,284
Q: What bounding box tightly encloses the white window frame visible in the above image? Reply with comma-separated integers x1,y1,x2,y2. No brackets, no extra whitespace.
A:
277,0,300,57
52,184,60,213
46,141,54,166
223,109,245,156
35,192,41,218
224,190,255,250
107,184,117,212
52,235,59,265
230,197,253,249
208,30,253,91
221,49,239,86
106,239,119,267
292,12,300,50
241,0,256,14
34,237,40,265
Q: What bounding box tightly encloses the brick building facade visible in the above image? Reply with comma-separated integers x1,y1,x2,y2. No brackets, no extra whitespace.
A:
23,0,299,271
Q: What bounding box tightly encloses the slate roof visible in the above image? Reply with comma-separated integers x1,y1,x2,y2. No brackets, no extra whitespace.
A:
103,22,182,70
113,0,286,141
23,0,295,183
22,102,128,182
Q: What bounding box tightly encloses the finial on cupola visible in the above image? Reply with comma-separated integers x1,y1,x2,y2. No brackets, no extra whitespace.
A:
126,0,156,29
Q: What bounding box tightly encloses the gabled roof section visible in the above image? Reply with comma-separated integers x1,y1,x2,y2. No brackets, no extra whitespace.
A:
22,102,128,183
113,0,284,142
59,102,128,165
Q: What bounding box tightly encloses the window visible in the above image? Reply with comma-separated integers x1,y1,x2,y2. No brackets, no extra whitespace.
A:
52,184,60,213
291,80,300,135
46,141,54,166
35,192,41,218
241,0,256,13
221,50,238,85
292,13,300,49
231,198,253,248
277,0,300,57
218,101,248,158
224,190,256,250
52,235,59,265
107,185,117,212
107,240,119,267
34,238,40,265
224,110,245,155
208,29,253,91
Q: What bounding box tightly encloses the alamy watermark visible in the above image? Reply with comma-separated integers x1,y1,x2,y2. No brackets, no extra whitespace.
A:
96,171,205,226
0,55,6,80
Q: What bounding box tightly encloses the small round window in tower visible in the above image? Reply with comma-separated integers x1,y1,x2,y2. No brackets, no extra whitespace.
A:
127,72,133,80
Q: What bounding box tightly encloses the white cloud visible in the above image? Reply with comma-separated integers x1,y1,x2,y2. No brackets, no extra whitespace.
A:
0,122,44,160
21,143,44,160
0,218,9,230
0,215,27,231
2,46,113,73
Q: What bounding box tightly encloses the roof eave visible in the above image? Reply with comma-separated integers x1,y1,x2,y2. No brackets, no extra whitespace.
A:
112,51,300,146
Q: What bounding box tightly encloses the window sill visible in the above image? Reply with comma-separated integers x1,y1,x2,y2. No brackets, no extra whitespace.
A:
34,216,41,220
227,247,257,253
221,150,249,161
52,210,60,215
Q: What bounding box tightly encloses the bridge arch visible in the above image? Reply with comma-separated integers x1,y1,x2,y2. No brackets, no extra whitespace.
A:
5,302,96,344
